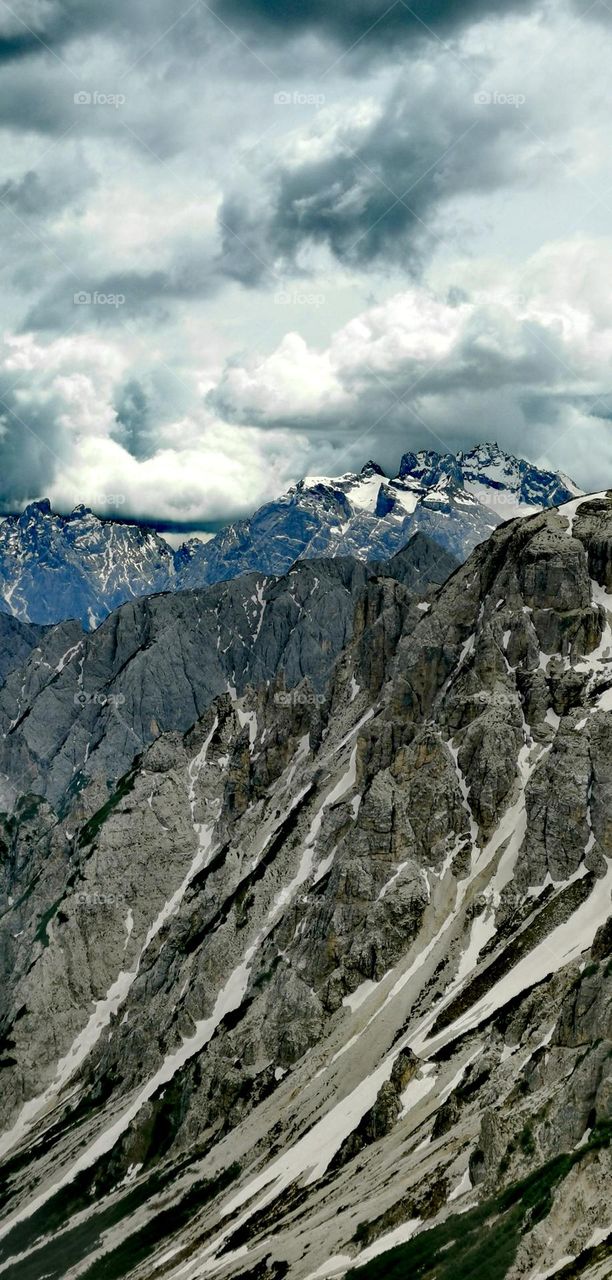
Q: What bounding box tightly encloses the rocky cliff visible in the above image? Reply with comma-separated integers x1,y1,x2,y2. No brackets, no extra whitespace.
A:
0,494,610,1280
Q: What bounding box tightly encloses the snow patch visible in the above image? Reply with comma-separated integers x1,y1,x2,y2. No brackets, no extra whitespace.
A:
342,980,379,1013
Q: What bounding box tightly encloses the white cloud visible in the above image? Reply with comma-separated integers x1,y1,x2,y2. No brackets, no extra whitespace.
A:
209,235,612,488
215,332,344,420
4,0,612,513
48,413,312,523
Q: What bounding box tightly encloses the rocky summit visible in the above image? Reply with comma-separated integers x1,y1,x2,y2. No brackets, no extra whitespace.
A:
0,491,611,1280
0,443,579,627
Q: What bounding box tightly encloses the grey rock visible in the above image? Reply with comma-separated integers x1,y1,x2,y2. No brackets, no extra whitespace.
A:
1,492,612,1280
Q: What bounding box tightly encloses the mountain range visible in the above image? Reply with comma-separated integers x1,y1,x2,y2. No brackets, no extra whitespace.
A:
0,443,580,627
0,485,611,1280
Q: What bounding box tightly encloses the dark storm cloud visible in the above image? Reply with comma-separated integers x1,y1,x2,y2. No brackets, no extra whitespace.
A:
0,63,138,139
0,0,533,72
0,0,544,334
0,160,96,218
112,379,153,459
213,0,535,47
0,381,68,509
0,1,115,65
219,79,539,279
218,198,273,287
0,31,40,65
22,253,228,333
0,0,217,67
0,69,78,135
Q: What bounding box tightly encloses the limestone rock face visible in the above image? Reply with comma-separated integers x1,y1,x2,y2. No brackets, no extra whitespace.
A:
520,528,592,611
0,494,611,1280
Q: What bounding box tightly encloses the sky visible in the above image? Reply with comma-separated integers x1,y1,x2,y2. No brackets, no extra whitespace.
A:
1,0,612,533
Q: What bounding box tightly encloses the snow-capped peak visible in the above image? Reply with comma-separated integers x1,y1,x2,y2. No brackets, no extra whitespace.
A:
0,444,583,628
301,464,390,513
457,441,582,519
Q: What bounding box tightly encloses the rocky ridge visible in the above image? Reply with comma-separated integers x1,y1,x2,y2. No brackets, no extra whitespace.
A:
174,442,579,595
0,443,578,627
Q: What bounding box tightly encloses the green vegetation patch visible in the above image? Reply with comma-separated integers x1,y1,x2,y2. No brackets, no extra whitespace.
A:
33,894,65,947
77,762,140,848
0,1158,241,1280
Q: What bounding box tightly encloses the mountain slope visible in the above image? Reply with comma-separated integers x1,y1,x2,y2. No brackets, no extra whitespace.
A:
0,612,54,685
0,537,454,808
0,444,579,627
0,491,610,1280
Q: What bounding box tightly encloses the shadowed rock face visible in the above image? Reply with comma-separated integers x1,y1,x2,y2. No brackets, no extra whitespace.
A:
0,537,459,811
0,612,57,684
520,528,592,611
0,494,611,1280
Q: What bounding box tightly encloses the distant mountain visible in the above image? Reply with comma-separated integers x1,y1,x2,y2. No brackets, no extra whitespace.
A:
0,499,175,628
0,444,581,627
176,444,580,592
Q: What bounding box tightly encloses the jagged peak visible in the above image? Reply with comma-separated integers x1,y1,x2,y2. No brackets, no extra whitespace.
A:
397,449,463,489
21,497,52,518
0,443,584,630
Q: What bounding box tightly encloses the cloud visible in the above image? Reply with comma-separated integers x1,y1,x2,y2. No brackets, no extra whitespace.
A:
0,1,212,66
2,0,612,525
112,378,152,458
23,250,231,332
0,330,312,525
0,0,536,78
217,67,545,279
0,330,123,508
49,417,312,525
218,196,274,287
0,152,96,219
5,230,612,525
208,236,612,489
0,387,70,509
213,0,536,51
